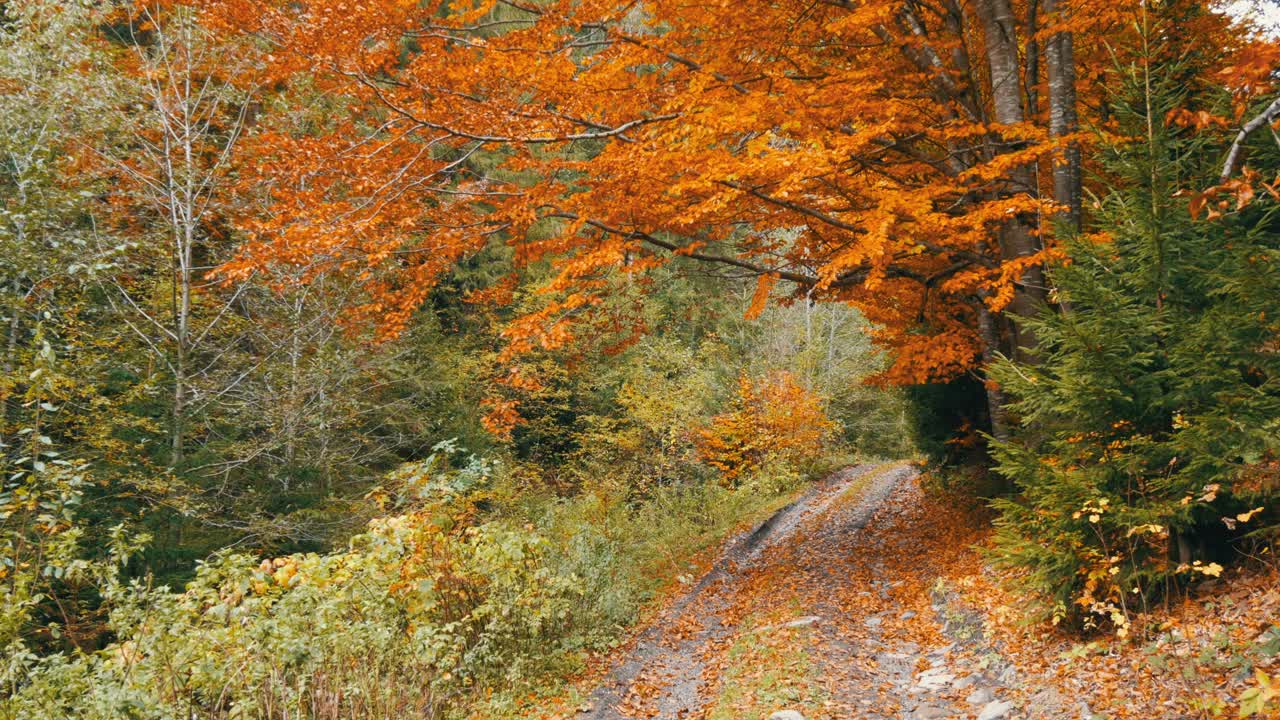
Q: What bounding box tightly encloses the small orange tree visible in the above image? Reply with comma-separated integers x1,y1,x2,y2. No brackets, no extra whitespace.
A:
697,371,834,485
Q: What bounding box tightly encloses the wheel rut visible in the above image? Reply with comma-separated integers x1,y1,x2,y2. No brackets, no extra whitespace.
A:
578,463,906,720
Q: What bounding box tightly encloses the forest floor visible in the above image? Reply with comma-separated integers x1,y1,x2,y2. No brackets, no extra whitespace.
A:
518,462,1280,720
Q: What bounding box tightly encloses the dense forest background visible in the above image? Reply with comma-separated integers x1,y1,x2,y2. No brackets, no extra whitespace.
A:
1,0,1279,718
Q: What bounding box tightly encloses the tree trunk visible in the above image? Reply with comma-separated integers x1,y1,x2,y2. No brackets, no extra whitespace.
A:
1045,0,1082,230
171,225,191,468
284,293,303,483
977,305,1012,444
975,0,1026,126
6,273,20,375
974,0,1048,361
7,180,27,375
1025,0,1041,117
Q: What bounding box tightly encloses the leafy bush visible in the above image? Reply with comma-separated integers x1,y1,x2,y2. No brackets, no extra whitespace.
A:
6,513,582,720
697,371,835,484
2,439,812,719
562,337,722,496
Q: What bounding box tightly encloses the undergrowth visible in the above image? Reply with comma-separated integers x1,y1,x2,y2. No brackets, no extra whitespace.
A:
1,451,820,720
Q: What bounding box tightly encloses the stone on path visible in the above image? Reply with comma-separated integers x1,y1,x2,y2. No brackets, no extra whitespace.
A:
966,687,994,705
976,699,1014,720
768,711,805,720
910,704,950,719
784,616,822,628
915,667,956,689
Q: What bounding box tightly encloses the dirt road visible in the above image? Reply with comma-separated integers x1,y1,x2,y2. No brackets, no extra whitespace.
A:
578,463,1084,720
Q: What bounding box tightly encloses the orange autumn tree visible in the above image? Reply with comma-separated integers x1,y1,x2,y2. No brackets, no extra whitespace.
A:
194,0,1237,438
697,371,835,484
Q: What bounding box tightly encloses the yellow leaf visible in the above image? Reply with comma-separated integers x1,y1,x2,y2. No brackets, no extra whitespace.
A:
1237,507,1265,523
1126,523,1164,537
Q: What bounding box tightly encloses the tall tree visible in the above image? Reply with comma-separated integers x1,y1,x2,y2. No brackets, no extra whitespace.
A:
989,11,1280,628
1045,0,1083,230
195,0,1234,436
0,0,117,380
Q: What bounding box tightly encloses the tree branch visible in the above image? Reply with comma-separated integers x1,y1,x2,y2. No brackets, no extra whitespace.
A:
1221,94,1280,182
546,212,820,284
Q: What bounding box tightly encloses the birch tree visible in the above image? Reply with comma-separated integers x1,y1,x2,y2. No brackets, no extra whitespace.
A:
100,5,258,467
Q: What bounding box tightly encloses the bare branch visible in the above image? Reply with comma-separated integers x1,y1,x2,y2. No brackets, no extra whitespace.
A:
1221,94,1280,182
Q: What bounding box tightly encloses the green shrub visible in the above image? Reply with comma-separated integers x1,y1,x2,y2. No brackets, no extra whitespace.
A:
988,31,1280,632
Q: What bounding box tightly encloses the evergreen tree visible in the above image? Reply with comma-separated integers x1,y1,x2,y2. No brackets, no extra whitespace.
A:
988,13,1280,631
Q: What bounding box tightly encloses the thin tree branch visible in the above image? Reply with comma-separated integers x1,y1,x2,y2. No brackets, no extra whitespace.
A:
1221,94,1280,182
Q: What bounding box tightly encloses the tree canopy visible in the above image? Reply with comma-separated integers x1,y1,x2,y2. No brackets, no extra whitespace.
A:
187,0,1234,415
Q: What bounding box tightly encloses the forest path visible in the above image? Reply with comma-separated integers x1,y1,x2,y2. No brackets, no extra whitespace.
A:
576,463,1082,720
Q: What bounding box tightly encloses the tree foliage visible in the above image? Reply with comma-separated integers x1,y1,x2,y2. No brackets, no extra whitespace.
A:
698,371,835,484
180,0,1228,426
3,0,1280,716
